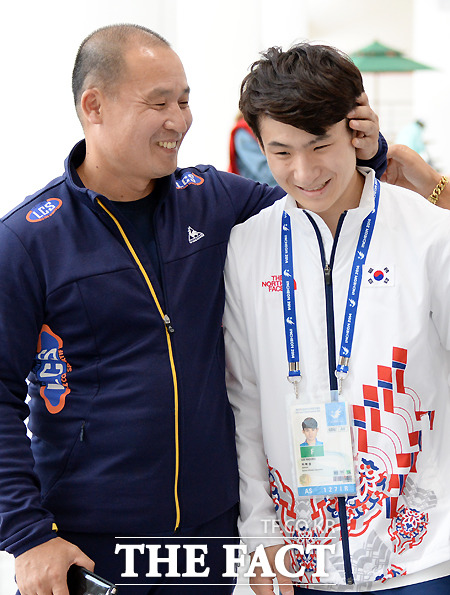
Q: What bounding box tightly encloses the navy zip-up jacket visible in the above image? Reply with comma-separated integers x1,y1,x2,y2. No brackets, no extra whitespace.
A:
0,139,386,557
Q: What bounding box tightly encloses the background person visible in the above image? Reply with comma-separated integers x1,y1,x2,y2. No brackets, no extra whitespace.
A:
229,112,277,186
394,120,427,158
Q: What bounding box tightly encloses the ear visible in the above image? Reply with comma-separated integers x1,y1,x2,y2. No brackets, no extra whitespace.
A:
80,88,103,124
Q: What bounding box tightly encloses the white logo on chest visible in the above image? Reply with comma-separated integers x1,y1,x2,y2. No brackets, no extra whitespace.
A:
188,226,205,244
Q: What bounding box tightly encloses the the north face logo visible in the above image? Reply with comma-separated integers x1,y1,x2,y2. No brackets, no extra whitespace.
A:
262,275,297,292
188,226,205,244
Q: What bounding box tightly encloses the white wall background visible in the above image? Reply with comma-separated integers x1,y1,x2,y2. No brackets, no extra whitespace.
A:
1,0,449,590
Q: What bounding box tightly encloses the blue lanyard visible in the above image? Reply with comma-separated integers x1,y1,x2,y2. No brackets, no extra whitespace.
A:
281,211,301,394
281,179,380,395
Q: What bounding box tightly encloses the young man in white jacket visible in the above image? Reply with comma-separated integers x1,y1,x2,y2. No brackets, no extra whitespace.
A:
223,43,450,594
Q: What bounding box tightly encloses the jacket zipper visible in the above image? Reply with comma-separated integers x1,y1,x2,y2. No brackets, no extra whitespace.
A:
305,211,355,585
96,199,181,531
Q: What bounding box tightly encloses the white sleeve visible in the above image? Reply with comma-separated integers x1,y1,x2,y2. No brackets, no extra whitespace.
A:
223,234,284,552
429,214,450,352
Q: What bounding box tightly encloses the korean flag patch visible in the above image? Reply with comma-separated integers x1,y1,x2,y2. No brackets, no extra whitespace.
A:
363,265,395,287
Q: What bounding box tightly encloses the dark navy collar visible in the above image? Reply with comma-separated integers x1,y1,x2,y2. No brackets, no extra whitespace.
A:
65,139,174,204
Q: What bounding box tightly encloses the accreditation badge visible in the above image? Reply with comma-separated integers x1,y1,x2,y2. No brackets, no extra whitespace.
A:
289,398,357,498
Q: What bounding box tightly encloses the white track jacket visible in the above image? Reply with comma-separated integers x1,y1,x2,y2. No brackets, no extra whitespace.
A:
223,169,450,591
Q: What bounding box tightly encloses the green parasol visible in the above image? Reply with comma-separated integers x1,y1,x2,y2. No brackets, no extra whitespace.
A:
350,41,433,116
350,41,433,72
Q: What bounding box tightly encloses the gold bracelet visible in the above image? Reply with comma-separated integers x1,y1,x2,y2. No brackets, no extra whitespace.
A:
428,175,448,205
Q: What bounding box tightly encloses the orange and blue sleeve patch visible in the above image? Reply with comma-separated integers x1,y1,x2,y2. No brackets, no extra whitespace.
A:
26,199,62,222
175,173,204,189
33,325,72,413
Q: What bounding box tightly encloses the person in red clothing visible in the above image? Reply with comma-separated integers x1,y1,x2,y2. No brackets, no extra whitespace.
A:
229,113,277,186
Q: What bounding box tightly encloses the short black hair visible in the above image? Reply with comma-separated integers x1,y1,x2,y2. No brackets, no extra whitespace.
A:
302,417,318,430
72,24,170,117
239,43,364,144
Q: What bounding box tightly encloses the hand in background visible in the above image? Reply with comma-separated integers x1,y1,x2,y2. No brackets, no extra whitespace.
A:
249,544,295,595
381,143,441,196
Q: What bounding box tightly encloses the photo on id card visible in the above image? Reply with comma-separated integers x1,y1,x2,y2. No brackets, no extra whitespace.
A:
289,400,357,497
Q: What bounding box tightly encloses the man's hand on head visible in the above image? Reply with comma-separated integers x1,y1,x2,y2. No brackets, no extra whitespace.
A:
15,537,95,595
347,93,380,161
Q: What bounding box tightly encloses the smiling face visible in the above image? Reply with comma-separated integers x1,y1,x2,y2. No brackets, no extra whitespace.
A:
80,43,192,199
259,116,364,234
